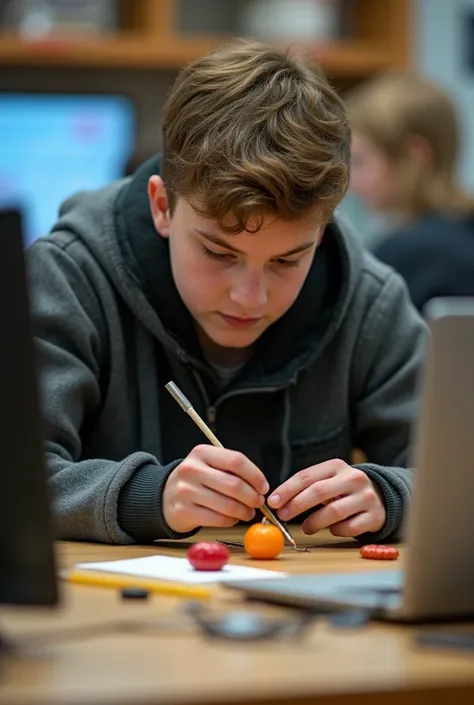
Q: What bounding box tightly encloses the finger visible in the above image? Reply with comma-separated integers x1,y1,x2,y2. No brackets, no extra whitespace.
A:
301,494,364,534
276,476,346,521
200,466,265,510
195,445,269,494
195,485,256,523
329,512,376,537
188,506,240,529
268,460,341,509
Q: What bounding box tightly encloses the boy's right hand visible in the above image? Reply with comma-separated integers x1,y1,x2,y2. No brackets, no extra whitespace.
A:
162,445,269,534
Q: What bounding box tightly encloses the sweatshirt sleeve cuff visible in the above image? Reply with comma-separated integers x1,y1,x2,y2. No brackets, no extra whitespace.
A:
353,463,412,544
117,461,199,543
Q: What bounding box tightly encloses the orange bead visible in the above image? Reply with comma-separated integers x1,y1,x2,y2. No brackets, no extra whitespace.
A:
244,522,284,559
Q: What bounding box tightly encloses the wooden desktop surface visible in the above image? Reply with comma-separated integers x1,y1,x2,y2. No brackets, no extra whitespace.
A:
1,528,474,705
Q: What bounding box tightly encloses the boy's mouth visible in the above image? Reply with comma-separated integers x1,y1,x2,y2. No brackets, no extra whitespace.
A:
218,313,263,329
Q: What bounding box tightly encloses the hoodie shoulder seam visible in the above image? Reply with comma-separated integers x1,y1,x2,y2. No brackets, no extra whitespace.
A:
358,268,401,341
34,231,82,256
360,251,397,289
350,269,403,399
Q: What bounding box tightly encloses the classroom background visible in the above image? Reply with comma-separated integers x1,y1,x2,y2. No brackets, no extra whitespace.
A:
2,5,474,703
0,0,472,247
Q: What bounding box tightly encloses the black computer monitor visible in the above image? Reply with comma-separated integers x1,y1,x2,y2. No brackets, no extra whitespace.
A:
0,208,57,608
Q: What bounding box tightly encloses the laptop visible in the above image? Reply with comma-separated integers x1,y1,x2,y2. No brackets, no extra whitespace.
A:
225,298,474,622
0,208,58,609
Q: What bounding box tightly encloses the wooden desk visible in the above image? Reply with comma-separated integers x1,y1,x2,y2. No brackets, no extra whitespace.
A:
1,528,474,705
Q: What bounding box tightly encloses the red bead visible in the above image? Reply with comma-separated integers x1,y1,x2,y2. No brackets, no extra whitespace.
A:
359,544,399,560
187,541,230,571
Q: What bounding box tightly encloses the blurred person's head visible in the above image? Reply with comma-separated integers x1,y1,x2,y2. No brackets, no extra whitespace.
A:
148,39,350,359
346,72,473,222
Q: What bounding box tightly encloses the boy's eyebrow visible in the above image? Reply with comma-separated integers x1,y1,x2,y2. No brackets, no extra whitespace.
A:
194,230,316,258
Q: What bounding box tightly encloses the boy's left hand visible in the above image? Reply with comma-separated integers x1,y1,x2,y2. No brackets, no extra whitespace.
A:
268,460,386,537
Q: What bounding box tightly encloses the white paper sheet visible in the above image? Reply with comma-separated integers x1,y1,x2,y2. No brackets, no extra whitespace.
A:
75,555,288,584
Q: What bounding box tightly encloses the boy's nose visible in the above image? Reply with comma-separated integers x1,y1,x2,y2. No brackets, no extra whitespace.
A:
229,271,267,310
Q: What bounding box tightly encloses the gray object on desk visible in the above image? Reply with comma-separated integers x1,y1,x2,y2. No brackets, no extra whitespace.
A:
225,298,474,623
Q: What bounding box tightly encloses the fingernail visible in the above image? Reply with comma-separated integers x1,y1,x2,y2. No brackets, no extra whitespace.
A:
269,494,280,508
279,508,289,520
257,495,266,507
262,481,270,494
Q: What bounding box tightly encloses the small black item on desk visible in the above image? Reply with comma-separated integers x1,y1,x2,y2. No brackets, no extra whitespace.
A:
120,587,149,600
0,630,13,655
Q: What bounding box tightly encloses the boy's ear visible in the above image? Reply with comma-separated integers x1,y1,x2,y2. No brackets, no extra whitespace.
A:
148,175,170,238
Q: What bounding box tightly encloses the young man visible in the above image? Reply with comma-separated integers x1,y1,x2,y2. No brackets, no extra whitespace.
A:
27,40,427,546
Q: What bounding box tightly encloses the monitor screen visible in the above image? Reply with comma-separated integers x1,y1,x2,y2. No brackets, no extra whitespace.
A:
0,93,136,245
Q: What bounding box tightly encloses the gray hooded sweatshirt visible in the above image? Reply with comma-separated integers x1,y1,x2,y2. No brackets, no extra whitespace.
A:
26,156,427,545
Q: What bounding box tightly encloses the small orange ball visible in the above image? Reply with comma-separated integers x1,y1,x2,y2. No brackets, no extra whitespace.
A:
244,522,284,559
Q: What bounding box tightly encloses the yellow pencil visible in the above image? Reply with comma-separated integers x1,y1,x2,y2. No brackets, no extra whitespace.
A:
63,570,212,599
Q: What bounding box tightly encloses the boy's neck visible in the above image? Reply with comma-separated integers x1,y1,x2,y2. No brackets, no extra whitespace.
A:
196,326,252,368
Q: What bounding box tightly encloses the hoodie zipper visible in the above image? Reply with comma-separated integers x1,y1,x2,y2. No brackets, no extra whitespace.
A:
207,405,217,430
191,368,218,431
190,365,296,434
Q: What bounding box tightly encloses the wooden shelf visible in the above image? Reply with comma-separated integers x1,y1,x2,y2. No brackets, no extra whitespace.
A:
0,0,410,78
309,41,398,77
0,32,399,76
0,32,226,70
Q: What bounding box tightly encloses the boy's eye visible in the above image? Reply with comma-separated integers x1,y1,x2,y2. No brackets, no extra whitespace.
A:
201,245,302,269
202,246,235,262
273,257,301,268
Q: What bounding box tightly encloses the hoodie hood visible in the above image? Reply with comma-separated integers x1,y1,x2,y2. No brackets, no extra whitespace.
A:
50,155,365,386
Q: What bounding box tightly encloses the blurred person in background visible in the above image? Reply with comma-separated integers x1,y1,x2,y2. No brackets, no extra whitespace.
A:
346,72,474,314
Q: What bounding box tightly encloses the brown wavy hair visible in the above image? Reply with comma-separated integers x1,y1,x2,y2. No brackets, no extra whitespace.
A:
161,39,350,234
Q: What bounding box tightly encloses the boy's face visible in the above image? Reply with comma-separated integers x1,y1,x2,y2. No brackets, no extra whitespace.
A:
148,176,323,361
